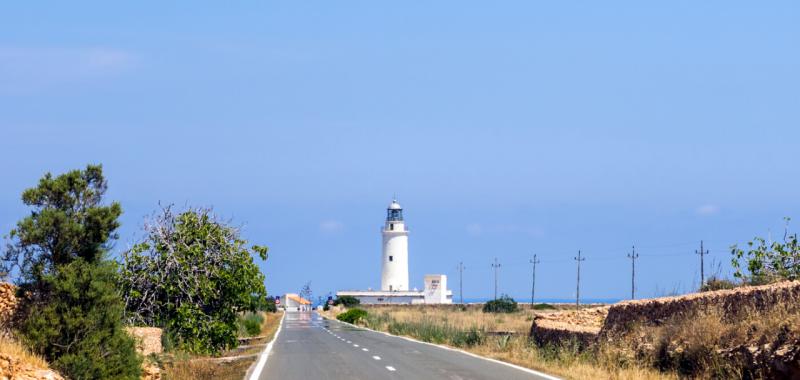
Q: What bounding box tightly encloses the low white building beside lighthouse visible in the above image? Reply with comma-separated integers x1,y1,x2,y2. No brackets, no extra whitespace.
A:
336,199,453,305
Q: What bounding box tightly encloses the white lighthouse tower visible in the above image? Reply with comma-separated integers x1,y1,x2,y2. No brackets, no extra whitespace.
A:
381,199,409,291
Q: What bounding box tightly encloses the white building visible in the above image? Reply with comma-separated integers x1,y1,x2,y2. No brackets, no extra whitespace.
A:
337,199,452,305
280,293,312,311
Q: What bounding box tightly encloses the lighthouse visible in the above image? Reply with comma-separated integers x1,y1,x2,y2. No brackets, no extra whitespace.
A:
381,199,409,291
336,199,452,304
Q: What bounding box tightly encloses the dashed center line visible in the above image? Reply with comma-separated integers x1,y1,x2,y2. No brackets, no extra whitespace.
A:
362,348,368,351
386,366,396,371
372,356,381,360
353,344,359,347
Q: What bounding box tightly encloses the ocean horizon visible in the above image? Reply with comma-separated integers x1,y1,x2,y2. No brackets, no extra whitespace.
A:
460,297,622,305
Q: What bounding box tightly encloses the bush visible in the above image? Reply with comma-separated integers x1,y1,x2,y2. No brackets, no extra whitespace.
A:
238,313,264,337
20,260,142,379
483,295,519,313
337,308,368,324
533,303,556,310
333,295,360,308
700,276,738,292
119,206,269,354
262,297,278,313
731,218,800,284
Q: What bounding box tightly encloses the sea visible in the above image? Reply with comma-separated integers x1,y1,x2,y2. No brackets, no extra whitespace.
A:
461,297,622,304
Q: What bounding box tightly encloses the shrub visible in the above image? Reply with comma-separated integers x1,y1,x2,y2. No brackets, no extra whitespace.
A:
21,260,141,379
238,313,264,337
533,303,556,310
262,296,278,313
333,295,360,308
700,276,738,292
337,308,368,324
731,218,800,284
119,206,269,354
483,295,518,313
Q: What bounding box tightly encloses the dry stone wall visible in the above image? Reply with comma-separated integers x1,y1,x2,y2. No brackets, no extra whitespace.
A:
598,280,800,340
0,283,17,338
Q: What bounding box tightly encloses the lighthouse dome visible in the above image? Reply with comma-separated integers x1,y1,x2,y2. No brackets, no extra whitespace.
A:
388,200,402,210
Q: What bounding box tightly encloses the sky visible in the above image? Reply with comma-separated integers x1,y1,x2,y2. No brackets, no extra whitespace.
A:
1,2,799,302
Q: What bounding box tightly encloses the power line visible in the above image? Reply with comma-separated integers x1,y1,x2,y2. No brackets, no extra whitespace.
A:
456,262,465,304
696,240,709,289
627,245,639,300
530,254,540,309
574,250,585,310
491,258,501,300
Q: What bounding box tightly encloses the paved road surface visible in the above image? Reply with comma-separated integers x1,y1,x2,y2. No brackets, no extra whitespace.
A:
258,311,556,380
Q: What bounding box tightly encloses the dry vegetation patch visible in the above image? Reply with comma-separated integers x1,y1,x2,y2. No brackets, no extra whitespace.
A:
161,311,283,380
0,337,63,380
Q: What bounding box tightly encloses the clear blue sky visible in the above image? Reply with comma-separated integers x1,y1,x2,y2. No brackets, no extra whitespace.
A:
1,2,799,301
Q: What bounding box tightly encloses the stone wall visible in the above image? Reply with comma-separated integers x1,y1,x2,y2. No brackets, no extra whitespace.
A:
0,282,17,338
598,280,800,340
528,307,607,349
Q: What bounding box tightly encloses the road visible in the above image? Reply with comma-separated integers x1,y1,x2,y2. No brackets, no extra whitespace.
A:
257,311,557,380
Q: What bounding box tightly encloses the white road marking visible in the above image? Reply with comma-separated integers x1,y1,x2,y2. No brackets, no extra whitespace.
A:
386,366,396,371
373,356,381,360
347,341,352,344
247,311,285,380
353,344,359,347
362,348,368,351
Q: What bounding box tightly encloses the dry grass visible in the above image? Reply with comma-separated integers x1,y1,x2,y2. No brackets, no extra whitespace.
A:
0,335,48,369
163,356,254,380
613,303,800,378
162,311,283,380
260,311,282,343
334,306,674,380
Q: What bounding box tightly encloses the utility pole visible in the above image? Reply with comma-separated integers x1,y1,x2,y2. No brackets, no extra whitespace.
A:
491,258,501,300
627,245,639,300
457,262,466,304
696,240,709,289
574,250,585,310
530,254,540,309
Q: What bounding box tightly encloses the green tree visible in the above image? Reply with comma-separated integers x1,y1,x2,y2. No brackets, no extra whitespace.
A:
3,165,141,379
731,218,800,285
120,206,269,354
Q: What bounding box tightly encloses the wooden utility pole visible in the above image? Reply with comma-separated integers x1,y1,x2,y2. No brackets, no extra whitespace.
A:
457,262,466,304
491,258,501,300
627,245,639,300
574,250,585,310
696,240,709,289
530,254,540,309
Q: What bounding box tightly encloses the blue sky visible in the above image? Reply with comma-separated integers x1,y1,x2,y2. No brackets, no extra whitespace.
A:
1,2,799,301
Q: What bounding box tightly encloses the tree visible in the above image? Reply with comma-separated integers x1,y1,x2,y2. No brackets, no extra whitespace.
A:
731,218,800,285
3,165,141,379
119,206,269,354
300,281,313,303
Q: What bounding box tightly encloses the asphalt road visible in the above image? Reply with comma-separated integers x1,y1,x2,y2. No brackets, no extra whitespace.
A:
257,311,557,380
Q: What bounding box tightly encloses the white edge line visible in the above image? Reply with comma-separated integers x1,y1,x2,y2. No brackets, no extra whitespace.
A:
321,314,561,380
246,311,286,380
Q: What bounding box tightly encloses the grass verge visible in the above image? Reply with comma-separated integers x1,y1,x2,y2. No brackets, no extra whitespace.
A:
162,311,283,380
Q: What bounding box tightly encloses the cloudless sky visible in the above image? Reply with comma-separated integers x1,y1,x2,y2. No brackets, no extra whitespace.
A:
1,2,799,302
